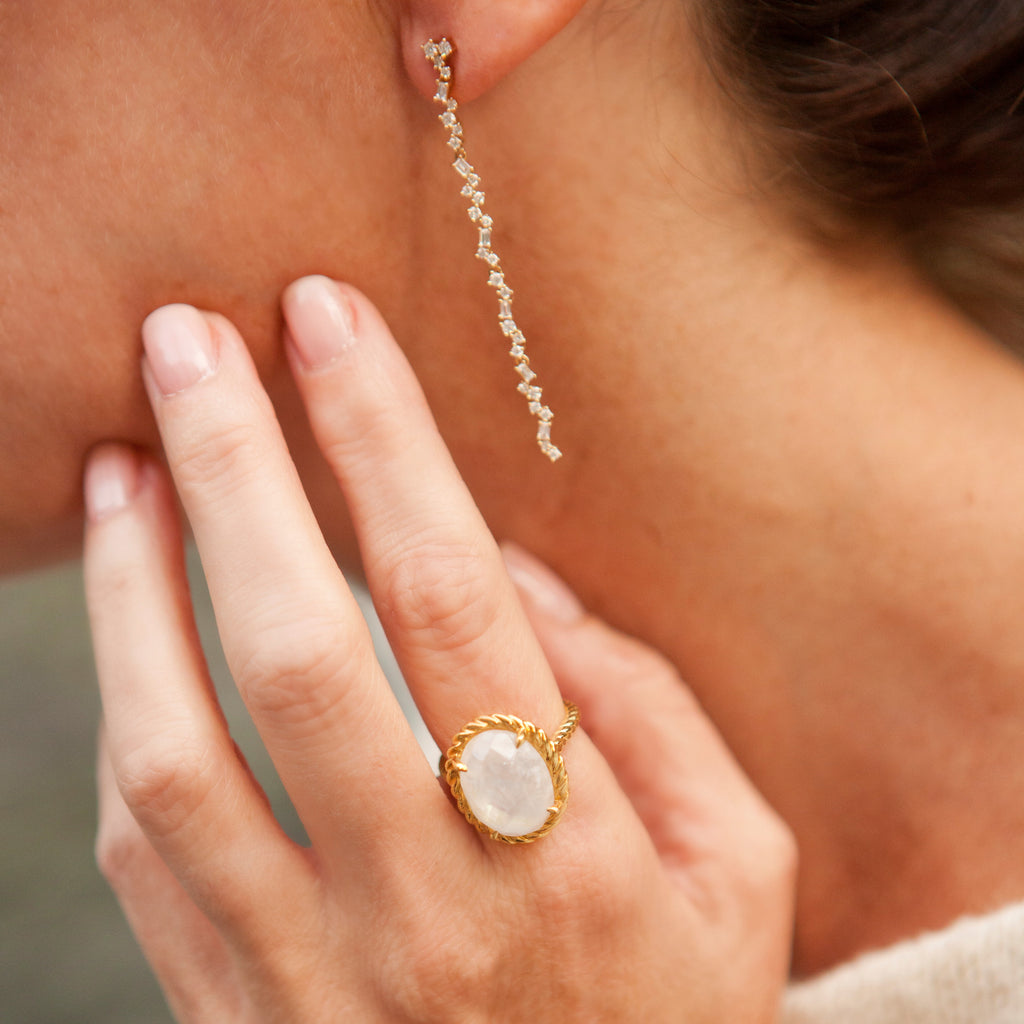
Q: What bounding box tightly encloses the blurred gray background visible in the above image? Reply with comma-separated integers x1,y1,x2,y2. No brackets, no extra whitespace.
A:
1,549,432,1023
2,556,170,1023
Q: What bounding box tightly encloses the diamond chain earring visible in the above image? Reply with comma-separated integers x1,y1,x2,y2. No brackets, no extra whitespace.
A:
422,38,562,462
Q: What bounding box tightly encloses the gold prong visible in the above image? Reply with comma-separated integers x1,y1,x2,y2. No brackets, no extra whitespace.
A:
442,702,578,844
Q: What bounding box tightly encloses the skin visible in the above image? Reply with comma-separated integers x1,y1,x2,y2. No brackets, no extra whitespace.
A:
5,0,1024,986
85,286,794,1020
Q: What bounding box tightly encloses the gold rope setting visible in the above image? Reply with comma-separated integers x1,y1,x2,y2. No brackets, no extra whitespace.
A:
442,701,579,844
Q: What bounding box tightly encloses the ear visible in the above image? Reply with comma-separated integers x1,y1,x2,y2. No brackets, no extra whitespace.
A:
400,0,588,103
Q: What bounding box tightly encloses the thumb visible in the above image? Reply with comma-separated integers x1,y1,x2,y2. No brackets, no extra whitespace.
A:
501,543,794,888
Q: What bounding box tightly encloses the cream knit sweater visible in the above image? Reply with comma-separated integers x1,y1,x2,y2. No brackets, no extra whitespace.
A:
782,901,1024,1023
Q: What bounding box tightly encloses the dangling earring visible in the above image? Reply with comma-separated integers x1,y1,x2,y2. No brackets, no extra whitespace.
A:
422,38,561,463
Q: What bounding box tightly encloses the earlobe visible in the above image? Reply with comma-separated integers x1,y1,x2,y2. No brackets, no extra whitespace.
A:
399,0,587,103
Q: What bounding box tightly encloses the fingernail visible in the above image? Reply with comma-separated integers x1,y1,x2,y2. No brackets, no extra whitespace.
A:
283,275,356,371
502,542,585,624
84,444,141,522
141,304,217,396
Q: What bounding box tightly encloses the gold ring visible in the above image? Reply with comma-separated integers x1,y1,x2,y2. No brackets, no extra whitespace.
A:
442,701,579,844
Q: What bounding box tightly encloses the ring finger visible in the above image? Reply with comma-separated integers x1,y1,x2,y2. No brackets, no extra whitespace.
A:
84,445,311,929
95,731,244,1021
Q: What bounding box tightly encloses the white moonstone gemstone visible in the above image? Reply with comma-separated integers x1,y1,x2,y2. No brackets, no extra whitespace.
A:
459,730,555,837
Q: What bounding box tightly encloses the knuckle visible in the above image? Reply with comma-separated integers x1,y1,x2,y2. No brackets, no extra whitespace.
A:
367,865,508,1022
169,417,263,503
555,834,647,932
374,538,500,656
114,733,218,842
320,401,406,470
372,851,642,1022
314,362,433,473
233,618,372,732
378,917,504,1024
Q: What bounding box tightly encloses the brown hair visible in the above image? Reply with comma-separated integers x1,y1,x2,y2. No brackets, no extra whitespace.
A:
699,0,1024,345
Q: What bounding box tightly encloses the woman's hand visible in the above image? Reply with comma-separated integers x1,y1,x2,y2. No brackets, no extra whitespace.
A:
83,276,795,1022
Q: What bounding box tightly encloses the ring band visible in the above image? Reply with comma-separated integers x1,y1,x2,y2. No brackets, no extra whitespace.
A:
442,701,579,844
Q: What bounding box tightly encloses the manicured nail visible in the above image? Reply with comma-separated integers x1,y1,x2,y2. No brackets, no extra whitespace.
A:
84,444,141,522
283,275,356,371
141,304,216,396
502,542,585,624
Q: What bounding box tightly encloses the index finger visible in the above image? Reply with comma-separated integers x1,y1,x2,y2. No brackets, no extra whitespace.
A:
136,304,448,856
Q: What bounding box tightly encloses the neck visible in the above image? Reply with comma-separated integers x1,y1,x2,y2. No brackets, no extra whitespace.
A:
446,12,1024,975
8,2,1024,973
615,250,1024,975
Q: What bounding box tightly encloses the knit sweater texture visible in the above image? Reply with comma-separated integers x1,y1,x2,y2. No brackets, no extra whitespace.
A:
782,901,1024,1023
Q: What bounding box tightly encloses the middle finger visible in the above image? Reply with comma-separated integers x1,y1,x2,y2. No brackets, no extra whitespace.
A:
281,276,567,750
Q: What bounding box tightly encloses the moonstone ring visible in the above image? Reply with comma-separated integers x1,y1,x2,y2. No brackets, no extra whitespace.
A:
442,702,580,844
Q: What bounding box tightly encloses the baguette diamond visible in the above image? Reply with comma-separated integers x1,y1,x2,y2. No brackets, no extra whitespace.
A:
424,37,562,462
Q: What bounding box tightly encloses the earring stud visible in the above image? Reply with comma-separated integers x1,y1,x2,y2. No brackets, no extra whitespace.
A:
422,38,562,463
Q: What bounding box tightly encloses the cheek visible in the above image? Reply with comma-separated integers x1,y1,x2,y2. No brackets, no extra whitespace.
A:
0,8,410,575
0,278,363,576
0,291,151,570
